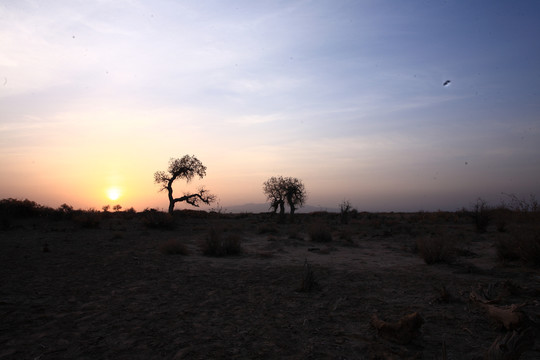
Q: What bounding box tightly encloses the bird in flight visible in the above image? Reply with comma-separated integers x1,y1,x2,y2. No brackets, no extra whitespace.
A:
443,80,451,86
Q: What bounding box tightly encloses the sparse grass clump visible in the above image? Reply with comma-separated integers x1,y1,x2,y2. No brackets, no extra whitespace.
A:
308,224,333,243
159,239,190,255
202,227,243,256
297,260,319,292
416,236,454,264
518,234,540,266
496,228,540,266
470,198,491,233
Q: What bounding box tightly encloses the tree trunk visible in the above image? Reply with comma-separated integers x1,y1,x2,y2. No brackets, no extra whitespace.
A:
167,184,175,215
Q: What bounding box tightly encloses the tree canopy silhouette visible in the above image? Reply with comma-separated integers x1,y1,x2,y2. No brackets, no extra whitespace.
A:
263,176,306,218
154,155,216,214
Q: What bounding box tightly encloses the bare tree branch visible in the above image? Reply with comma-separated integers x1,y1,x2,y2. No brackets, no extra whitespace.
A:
154,155,215,214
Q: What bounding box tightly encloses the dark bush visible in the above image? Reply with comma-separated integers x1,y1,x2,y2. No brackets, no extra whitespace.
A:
0,198,47,218
416,236,454,264
297,260,319,292
308,224,332,242
470,198,491,233
497,228,540,266
202,227,243,256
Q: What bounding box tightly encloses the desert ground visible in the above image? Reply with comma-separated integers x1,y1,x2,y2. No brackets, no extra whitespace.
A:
1,209,539,359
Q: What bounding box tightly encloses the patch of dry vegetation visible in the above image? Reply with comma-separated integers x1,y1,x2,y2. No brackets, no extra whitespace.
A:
2,197,540,359
496,226,540,266
308,224,333,243
416,236,455,264
297,260,319,292
201,227,243,256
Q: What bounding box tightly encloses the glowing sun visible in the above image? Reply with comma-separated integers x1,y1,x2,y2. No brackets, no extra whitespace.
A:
107,187,121,201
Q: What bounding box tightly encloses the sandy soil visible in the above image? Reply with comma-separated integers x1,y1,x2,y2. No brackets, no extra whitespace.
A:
1,212,539,359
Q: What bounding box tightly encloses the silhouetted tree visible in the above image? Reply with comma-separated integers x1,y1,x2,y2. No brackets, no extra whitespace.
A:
263,176,286,217
282,176,306,216
263,176,306,219
154,155,216,215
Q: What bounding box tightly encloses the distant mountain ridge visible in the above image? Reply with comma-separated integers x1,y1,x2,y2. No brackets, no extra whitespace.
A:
223,203,339,214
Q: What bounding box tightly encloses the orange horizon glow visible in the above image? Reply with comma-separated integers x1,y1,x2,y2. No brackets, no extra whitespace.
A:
1,2,539,213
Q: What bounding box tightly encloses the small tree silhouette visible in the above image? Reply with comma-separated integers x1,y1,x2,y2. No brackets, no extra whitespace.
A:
263,176,306,219
282,177,306,217
263,176,286,217
154,155,216,215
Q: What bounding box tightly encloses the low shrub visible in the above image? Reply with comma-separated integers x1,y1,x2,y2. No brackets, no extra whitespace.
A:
202,227,243,256
497,229,540,266
159,239,189,255
518,234,540,266
0,198,46,218
470,198,491,233
308,224,332,242
339,200,355,224
416,236,454,264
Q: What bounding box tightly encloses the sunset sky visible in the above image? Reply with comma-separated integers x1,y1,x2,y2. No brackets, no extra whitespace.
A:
1,0,539,212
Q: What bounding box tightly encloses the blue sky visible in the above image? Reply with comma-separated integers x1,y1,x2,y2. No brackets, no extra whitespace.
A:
1,0,539,211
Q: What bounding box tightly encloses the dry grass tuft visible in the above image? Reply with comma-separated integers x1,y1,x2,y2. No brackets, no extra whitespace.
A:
470,198,491,233
416,236,454,264
159,239,189,255
496,227,540,266
308,224,333,243
297,260,319,292
202,227,243,257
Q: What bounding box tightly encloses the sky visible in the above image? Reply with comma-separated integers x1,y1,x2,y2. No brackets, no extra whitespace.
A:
1,0,539,212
